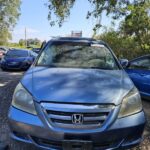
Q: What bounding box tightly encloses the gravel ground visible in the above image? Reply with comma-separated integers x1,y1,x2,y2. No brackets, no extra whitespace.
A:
0,69,150,150
0,70,36,150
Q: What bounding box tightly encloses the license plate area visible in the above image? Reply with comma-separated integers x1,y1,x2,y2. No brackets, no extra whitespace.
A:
62,140,93,150
8,62,19,66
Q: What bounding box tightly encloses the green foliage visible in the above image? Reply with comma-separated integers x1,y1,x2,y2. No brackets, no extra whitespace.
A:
18,38,41,47
8,42,23,49
27,38,41,46
120,1,150,52
47,0,75,27
19,39,24,46
47,0,149,29
0,0,21,45
8,42,30,50
95,29,150,60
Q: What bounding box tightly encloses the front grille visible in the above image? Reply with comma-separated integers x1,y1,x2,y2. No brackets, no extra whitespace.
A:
41,103,114,129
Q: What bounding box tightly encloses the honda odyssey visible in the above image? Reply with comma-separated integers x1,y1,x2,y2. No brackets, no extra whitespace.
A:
8,37,146,150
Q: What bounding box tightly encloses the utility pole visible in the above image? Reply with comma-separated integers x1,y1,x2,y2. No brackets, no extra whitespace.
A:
25,27,27,47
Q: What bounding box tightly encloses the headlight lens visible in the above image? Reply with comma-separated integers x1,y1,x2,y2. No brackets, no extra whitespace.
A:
12,83,37,115
118,87,142,118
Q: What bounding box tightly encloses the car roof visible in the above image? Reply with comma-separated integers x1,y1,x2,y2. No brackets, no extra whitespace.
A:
49,37,106,44
7,49,32,55
130,54,150,62
53,37,96,41
11,49,30,52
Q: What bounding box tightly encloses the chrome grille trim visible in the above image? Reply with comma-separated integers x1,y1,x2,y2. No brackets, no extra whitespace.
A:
41,103,114,130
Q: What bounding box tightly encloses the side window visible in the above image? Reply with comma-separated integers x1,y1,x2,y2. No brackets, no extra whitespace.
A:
30,51,38,57
37,45,53,65
29,51,33,57
129,57,150,70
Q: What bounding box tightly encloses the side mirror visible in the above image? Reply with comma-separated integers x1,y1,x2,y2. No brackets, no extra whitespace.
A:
119,59,129,68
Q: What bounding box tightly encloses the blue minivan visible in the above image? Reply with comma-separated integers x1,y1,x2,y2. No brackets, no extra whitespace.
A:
8,37,145,150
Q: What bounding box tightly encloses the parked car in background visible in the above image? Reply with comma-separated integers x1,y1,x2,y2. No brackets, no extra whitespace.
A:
0,47,9,60
32,48,41,54
125,55,150,100
0,49,37,71
8,37,145,150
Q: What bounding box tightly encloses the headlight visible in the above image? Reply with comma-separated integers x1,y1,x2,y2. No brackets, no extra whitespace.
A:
118,87,142,118
12,83,37,115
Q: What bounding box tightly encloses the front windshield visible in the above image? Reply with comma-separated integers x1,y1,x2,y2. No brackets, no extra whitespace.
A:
37,42,119,70
6,50,28,58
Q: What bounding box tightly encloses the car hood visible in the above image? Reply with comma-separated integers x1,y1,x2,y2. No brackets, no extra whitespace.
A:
21,67,134,105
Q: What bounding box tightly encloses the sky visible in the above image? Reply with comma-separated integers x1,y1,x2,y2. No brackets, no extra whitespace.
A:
11,0,114,43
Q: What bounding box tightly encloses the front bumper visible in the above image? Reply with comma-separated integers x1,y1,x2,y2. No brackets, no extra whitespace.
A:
1,62,30,70
8,106,146,150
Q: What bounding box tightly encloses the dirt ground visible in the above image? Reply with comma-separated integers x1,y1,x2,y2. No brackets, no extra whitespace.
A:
0,69,150,150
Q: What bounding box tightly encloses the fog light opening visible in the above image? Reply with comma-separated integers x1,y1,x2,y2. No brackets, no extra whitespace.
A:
13,131,29,141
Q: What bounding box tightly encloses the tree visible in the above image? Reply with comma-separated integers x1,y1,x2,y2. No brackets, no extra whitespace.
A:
47,0,76,27
47,0,149,28
95,28,150,60
0,0,21,45
34,38,41,46
27,38,41,47
19,39,24,46
18,38,41,47
120,1,150,51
